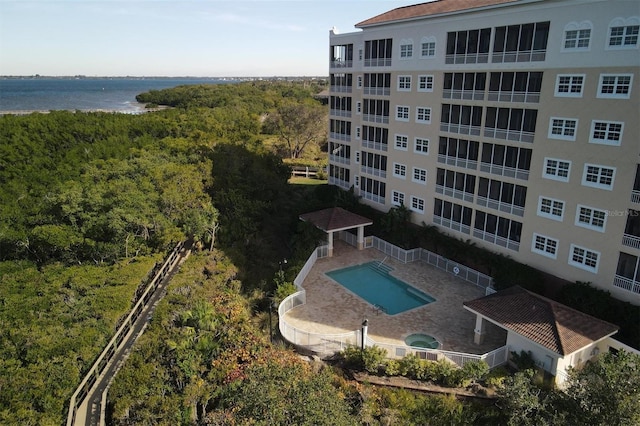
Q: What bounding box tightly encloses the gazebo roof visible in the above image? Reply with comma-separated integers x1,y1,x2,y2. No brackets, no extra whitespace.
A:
299,207,373,232
464,286,619,356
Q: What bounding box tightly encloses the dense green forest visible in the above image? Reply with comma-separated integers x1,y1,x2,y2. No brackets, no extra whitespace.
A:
1,81,638,425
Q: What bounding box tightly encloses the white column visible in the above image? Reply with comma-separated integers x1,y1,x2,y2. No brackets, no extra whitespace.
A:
361,319,369,350
474,315,486,345
327,231,334,257
357,226,364,250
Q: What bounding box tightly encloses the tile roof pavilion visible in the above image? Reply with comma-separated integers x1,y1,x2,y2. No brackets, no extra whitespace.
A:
464,286,619,355
356,0,519,28
299,207,373,256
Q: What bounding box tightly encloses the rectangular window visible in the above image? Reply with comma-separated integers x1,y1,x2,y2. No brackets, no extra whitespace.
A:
477,177,527,216
543,158,571,182
538,196,565,221
590,120,623,146
549,117,577,141
421,41,436,57
398,75,412,91
355,127,361,140
360,176,386,204
598,74,633,99
415,138,429,155
555,74,585,97
473,210,522,250
446,28,491,64
394,134,408,150
416,107,431,124
411,196,425,213
564,28,591,50
569,244,599,273
392,190,405,206
532,233,559,259
412,167,427,184
418,75,434,92
480,142,531,179
608,25,639,48
582,164,615,190
355,101,362,114
393,163,407,179
396,106,410,122
576,204,607,232
357,75,362,88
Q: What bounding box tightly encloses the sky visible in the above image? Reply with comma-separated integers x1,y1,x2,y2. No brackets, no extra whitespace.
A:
0,0,418,77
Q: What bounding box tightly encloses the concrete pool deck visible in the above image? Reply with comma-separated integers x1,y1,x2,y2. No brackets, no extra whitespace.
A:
282,241,507,355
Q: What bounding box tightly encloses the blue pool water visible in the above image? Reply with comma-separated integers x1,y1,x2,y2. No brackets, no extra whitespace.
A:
326,262,435,315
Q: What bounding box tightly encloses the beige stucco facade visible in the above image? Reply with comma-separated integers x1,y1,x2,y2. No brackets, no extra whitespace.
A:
328,0,640,304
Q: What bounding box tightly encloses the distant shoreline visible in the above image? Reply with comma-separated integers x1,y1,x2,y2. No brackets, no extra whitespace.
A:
0,105,169,116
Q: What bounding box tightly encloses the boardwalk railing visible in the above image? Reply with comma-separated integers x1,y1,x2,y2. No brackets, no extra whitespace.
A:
279,239,507,370
66,241,185,426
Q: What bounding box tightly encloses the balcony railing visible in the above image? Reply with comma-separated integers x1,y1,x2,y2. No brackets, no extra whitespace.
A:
361,140,388,152
363,87,390,96
360,166,387,179
622,234,640,249
362,114,389,124
361,191,385,205
476,196,525,217
480,162,530,181
328,176,351,189
487,90,540,103
439,123,482,136
442,89,484,101
329,132,351,142
631,190,640,204
330,59,353,68
435,184,474,203
330,85,352,93
437,154,478,171
613,275,640,294
433,215,471,235
330,109,352,118
473,229,520,251
483,127,535,143
445,53,489,64
492,49,546,63
364,58,392,67
329,154,350,166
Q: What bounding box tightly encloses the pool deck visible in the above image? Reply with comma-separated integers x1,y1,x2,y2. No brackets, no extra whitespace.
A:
283,241,507,355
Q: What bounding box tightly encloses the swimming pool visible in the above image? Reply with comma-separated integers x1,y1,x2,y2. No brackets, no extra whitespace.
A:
326,261,435,315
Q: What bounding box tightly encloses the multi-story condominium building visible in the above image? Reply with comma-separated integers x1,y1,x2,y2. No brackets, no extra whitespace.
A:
328,0,640,304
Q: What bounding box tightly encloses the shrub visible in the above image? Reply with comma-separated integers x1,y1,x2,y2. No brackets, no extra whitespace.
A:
383,359,401,376
485,366,509,389
461,360,490,384
510,350,536,371
399,354,422,379
362,346,388,374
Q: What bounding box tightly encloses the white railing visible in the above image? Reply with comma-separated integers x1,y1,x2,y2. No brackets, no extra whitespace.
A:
631,190,640,204
433,215,472,235
473,229,520,252
445,52,489,64
437,154,478,171
442,89,484,101
622,234,640,249
435,184,474,203
363,87,390,96
480,162,530,181
440,123,482,137
279,241,504,369
361,140,388,152
613,275,640,294
483,127,535,143
475,195,525,217
66,241,185,426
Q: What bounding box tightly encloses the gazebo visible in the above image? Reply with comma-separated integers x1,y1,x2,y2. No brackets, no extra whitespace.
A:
299,207,373,256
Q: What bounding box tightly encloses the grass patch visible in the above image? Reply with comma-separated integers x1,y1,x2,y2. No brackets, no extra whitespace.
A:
288,177,327,185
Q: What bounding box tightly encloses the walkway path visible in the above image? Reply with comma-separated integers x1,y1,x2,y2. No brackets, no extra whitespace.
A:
72,242,192,426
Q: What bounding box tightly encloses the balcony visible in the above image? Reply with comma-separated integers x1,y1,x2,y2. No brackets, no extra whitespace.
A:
613,275,640,294
330,109,352,118
363,114,389,124
435,184,474,203
360,166,387,179
475,196,525,217
328,176,350,190
329,132,351,142
364,58,391,67
361,140,388,152
473,229,520,251
483,127,535,143
363,87,390,96
631,190,640,204
433,215,471,235
622,234,640,250
330,85,352,94
437,154,478,171
492,49,546,63
439,123,482,137
445,53,489,65
329,154,350,166
487,91,540,103
442,89,484,101
479,162,530,181
330,59,352,69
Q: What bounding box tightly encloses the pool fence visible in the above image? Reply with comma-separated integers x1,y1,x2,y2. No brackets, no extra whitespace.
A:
279,238,508,369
